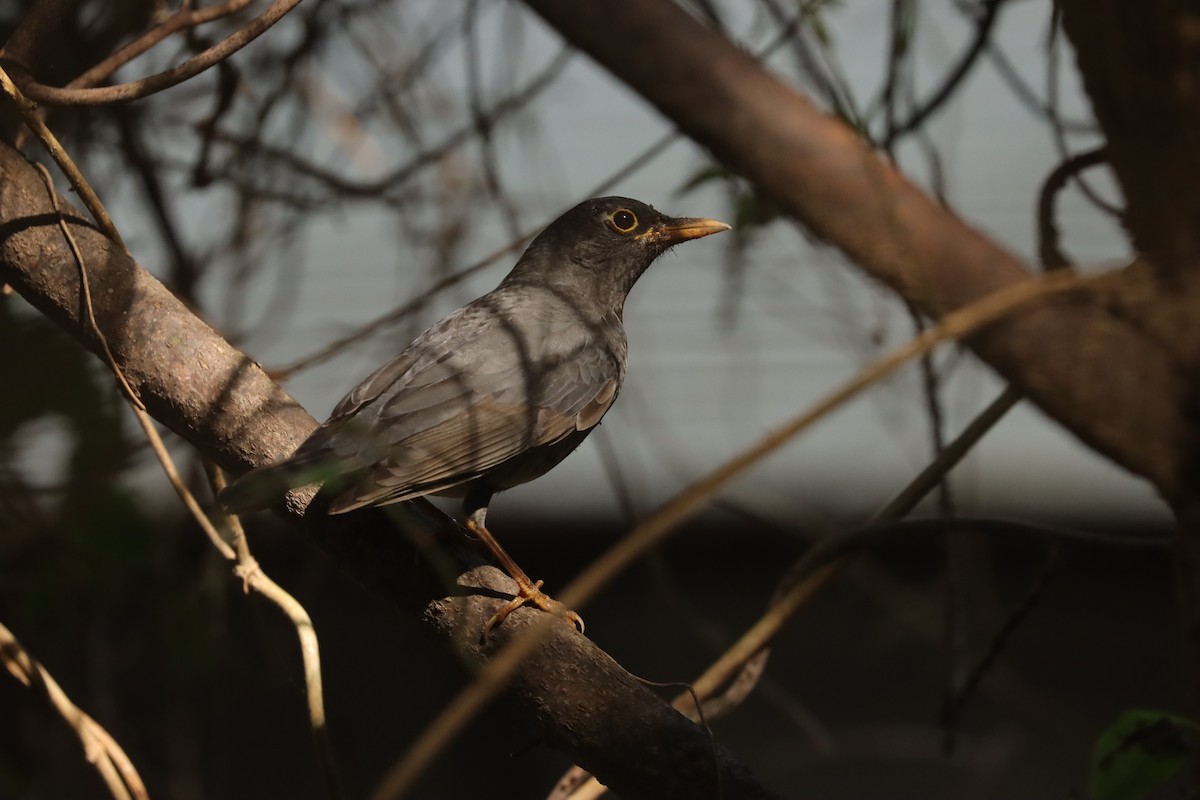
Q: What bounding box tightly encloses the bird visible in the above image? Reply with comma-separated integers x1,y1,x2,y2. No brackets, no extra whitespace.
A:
220,196,730,633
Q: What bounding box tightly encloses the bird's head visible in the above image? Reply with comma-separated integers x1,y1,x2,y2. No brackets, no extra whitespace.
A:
503,196,730,315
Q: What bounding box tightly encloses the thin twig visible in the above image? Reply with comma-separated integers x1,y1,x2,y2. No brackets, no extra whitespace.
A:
883,0,1004,147
1043,10,1121,220
0,621,148,800
981,30,1095,133
877,387,1021,520
669,515,1166,728
0,66,129,253
16,90,344,798
274,125,680,378
1036,147,1108,270
20,0,302,106
557,271,1091,615
940,544,1061,752
657,386,1023,731
205,46,575,201
207,467,343,800
373,268,1095,799
66,0,256,92
30,162,145,410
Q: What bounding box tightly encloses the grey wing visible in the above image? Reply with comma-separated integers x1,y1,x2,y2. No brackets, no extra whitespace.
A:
325,309,622,512
327,350,421,422
217,346,422,512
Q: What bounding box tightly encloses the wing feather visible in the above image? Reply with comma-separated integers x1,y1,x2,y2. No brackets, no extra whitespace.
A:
312,292,624,513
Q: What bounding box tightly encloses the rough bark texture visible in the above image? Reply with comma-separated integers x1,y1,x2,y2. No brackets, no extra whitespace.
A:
521,0,1200,506
1057,2,1200,436
9,0,1200,792
1059,2,1200,276
0,141,778,799
425,595,777,800
0,157,314,478
1059,0,1200,719
522,0,1200,736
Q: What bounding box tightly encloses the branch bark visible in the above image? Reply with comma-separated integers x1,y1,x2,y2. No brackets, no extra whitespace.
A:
518,0,1200,734
3,0,304,106
1055,1,1200,446
1057,0,1200,717
521,0,1200,505
1058,2,1200,276
0,141,778,799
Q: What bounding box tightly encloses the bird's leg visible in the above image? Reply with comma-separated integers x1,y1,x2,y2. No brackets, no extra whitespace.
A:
465,503,584,636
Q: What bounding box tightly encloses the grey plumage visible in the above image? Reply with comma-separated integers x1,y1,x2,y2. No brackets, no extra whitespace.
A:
220,197,728,630
222,197,728,516
300,286,625,513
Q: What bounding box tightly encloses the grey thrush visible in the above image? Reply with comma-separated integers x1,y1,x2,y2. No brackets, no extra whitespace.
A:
220,196,730,632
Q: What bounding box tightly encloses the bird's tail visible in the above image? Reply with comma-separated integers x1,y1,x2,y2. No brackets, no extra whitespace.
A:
219,452,344,512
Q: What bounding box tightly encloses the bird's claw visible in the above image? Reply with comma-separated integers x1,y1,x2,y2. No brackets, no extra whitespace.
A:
483,579,585,637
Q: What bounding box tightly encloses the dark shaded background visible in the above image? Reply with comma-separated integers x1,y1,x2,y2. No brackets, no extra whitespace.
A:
0,471,1177,798
0,1,1185,797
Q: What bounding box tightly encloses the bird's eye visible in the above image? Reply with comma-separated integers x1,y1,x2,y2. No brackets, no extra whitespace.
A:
609,209,638,233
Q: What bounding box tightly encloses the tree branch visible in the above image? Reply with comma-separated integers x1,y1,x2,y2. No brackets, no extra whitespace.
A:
1056,0,1200,730
0,141,778,800
8,0,303,106
1058,2,1200,275
520,0,1198,504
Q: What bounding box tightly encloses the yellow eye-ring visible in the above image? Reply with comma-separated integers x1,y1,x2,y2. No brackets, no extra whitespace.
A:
610,208,638,233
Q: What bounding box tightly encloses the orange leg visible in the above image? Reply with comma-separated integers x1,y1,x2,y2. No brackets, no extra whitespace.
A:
466,507,584,636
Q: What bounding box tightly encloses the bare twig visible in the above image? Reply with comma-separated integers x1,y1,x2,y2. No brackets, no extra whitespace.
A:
10,85,344,798
273,124,680,378
30,160,145,409
67,0,256,92
374,268,1095,799
0,66,129,252
559,271,1092,615
207,466,343,800
672,386,1024,712
0,620,148,800
656,513,1166,766
1036,147,1109,270
599,140,1121,786
204,46,574,201
19,0,302,106
882,0,1005,147
939,545,1061,752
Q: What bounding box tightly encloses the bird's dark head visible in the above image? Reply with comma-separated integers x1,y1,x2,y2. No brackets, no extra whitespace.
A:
502,196,729,315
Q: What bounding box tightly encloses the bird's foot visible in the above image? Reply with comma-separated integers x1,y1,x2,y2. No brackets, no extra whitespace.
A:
483,578,585,637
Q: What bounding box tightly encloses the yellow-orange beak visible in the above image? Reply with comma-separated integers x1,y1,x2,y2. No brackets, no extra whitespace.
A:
640,217,731,245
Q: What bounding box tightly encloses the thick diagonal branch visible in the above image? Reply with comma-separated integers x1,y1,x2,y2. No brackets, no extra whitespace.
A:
522,0,1198,503
0,142,777,800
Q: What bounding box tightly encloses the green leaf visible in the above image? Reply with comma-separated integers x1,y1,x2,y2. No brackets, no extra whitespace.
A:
1091,709,1198,800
